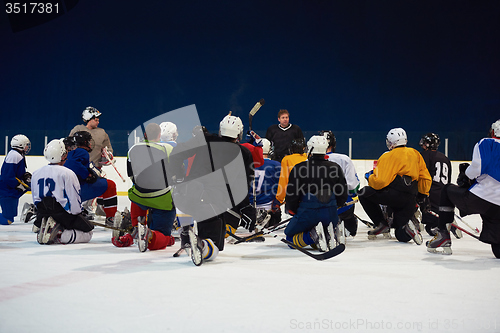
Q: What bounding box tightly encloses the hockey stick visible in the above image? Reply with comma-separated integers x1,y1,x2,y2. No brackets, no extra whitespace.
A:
102,147,126,182
454,213,480,233
354,214,376,228
262,226,345,261
91,221,130,233
248,98,265,131
16,177,31,191
428,211,480,240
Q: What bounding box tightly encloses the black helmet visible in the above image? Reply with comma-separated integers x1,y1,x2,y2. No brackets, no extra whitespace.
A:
319,130,336,152
73,131,94,152
419,133,440,150
288,137,306,154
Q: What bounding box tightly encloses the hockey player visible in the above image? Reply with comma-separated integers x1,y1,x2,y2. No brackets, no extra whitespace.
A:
427,120,500,257
32,139,94,244
274,137,308,210
69,106,113,169
0,135,31,225
284,135,348,251
321,130,360,237
169,114,256,265
250,138,282,228
112,123,176,251
64,131,119,227
418,133,454,236
359,128,432,244
265,109,304,162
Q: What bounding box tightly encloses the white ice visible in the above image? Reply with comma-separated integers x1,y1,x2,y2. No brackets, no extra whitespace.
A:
1,195,499,333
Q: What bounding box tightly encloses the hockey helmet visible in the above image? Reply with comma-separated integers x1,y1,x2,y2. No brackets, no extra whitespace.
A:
490,119,500,138
307,135,329,155
386,128,407,150
160,121,178,142
44,139,67,163
11,134,31,154
288,137,306,155
419,133,440,150
82,106,102,123
261,138,271,155
319,130,336,152
73,131,94,152
219,114,244,141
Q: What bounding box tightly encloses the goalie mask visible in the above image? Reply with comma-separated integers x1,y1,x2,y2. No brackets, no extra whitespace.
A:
82,106,102,123
419,133,440,150
73,131,95,152
11,134,31,154
44,139,67,164
219,114,243,141
386,128,407,150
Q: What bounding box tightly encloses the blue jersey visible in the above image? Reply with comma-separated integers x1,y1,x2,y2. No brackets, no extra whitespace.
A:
250,158,281,206
64,148,90,183
0,149,27,198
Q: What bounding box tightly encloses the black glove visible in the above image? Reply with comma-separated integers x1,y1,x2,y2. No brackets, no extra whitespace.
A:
416,193,431,214
22,172,32,184
239,205,256,232
457,163,473,188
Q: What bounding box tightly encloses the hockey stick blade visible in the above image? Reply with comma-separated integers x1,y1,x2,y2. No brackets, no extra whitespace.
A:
249,98,265,131
451,223,480,240
281,239,345,261
91,221,129,233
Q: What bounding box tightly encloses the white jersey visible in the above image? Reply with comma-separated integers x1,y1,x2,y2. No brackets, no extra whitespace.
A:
326,152,360,194
31,164,82,215
466,137,500,206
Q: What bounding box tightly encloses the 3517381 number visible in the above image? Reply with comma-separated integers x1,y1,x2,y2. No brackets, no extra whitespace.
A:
5,3,59,14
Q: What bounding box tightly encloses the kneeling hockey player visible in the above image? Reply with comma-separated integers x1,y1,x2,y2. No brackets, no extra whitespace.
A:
32,139,94,244
284,135,348,251
427,120,500,257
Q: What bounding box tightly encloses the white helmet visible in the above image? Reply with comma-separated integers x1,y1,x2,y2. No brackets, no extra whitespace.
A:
11,134,31,154
219,114,243,141
490,119,500,138
307,135,329,155
261,138,271,155
44,139,67,163
82,106,102,122
160,121,178,142
386,128,407,150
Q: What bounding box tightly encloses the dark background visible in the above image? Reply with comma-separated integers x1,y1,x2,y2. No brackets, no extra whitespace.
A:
1,0,499,159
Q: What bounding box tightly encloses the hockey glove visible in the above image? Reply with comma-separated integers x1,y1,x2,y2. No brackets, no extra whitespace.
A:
271,198,281,213
16,179,30,194
364,170,373,181
22,172,32,185
112,233,134,247
246,130,263,147
457,163,473,188
239,205,256,232
416,193,431,214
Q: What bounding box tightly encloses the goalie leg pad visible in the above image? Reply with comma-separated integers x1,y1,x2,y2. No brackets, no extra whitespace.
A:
202,239,219,261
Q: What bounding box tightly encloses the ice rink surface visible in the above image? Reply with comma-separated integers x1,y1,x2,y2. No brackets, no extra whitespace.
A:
1,196,499,333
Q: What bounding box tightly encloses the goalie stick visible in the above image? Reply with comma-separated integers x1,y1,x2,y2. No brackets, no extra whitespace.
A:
248,98,265,131
102,147,126,182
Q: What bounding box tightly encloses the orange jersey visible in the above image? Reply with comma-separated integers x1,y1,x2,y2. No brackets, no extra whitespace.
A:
275,153,307,203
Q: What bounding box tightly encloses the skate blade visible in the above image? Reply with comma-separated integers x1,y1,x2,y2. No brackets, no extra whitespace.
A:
367,232,391,240
427,246,452,255
137,223,148,253
413,234,423,245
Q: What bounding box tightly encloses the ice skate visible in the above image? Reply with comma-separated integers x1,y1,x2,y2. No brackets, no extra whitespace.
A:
404,220,423,245
188,227,204,266
367,223,391,240
39,217,63,245
255,209,271,231
411,214,423,233
137,217,151,252
426,228,452,255
20,202,36,223
334,221,346,246
111,211,123,239
310,223,328,252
